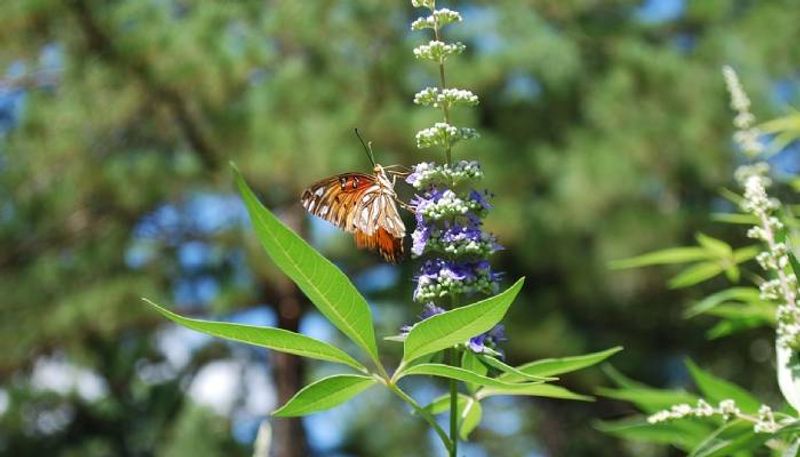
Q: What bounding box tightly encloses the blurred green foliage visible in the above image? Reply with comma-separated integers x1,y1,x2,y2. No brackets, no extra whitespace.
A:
1,0,800,456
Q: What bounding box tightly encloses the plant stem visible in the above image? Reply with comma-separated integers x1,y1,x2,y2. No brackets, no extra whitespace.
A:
385,380,453,453
433,12,452,166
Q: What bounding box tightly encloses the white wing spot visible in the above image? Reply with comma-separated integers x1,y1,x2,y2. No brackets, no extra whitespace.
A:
320,205,329,216
314,187,324,197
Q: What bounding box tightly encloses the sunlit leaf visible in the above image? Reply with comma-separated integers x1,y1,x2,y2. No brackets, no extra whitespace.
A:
402,278,524,363
461,351,487,393
669,262,724,289
478,354,553,382
397,363,542,389
233,166,379,364
478,383,592,401
501,346,622,381
695,233,731,257
460,396,482,440
273,374,376,417
684,287,762,318
145,299,366,371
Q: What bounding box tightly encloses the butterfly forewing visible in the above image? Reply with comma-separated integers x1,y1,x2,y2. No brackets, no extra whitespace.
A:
300,168,405,262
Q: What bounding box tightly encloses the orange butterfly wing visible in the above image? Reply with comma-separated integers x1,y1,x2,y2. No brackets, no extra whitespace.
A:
300,170,405,262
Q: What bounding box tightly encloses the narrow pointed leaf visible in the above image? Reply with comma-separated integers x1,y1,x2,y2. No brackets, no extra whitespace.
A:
402,278,524,363
478,383,592,401
273,374,376,417
144,299,365,371
233,167,379,363
460,397,482,440
501,346,622,381
596,418,712,451
689,420,768,457
397,363,541,389
461,351,487,393
610,247,711,269
597,387,698,414
669,262,724,288
478,354,554,382
685,359,761,413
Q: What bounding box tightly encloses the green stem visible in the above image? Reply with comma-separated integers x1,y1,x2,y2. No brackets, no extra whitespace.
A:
385,380,453,453
433,14,452,166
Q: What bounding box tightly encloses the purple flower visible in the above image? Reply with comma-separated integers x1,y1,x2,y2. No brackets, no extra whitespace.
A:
468,189,492,211
401,303,445,334
467,324,507,355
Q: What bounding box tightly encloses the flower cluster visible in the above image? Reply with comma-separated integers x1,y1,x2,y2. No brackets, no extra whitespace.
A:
741,172,800,350
725,67,800,351
411,8,462,31
414,87,479,108
413,40,466,62
406,161,483,189
415,122,479,149
722,65,763,157
413,259,501,302
647,399,781,434
403,0,504,356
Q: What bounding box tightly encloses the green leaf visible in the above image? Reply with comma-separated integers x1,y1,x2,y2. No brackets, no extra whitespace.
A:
423,393,482,440
598,387,698,414
460,396,482,440
402,278,524,363
669,262,724,289
501,346,623,381
478,354,554,382
144,299,366,371
689,420,769,457
710,213,759,225
684,359,761,413
273,374,376,417
732,245,759,263
397,363,541,389
461,351,487,393
233,166,379,364
478,383,592,401
596,418,712,451
610,247,711,269
777,342,800,413
695,233,731,257
602,364,649,389
684,287,762,318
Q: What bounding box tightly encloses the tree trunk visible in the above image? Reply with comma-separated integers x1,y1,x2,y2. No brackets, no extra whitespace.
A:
269,207,308,457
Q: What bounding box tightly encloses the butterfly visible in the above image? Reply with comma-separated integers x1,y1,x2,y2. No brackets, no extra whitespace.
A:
300,131,407,263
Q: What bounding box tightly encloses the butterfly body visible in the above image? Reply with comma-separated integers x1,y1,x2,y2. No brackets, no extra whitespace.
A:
301,165,405,262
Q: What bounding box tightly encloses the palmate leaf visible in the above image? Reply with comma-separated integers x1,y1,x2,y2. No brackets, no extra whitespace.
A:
499,346,622,381
144,299,366,371
402,278,524,363
273,374,377,417
478,354,554,382
233,166,380,364
397,363,543,389
461,350,487,393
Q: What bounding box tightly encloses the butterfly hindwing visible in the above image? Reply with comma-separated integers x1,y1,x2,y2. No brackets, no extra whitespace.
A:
300,167,405,262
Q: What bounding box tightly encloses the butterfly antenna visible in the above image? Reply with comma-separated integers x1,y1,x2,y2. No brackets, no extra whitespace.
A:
354,128,377,167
